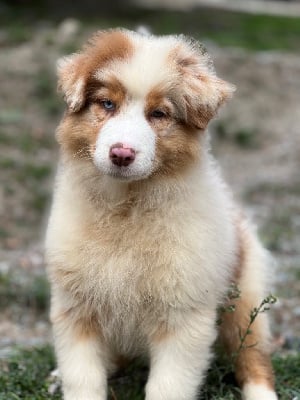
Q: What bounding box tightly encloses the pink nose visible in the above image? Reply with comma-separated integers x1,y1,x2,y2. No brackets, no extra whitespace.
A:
109,143,136,167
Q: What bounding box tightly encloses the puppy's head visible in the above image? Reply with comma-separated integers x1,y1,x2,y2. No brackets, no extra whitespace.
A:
56,29,234,181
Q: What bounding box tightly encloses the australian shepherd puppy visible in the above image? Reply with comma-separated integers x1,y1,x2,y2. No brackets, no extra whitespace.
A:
46,29,277,400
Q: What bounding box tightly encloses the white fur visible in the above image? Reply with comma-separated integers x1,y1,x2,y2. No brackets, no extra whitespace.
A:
54,333,107,400
243,383,278,400
115,35,178,98
93,102,156,180
146,310,217,400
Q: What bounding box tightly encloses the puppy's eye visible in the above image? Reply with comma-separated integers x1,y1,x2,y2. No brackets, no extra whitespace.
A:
101,100,116,111
150,109,167,119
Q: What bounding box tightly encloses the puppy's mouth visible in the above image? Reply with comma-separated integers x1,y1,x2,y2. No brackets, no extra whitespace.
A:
93,156,153,182
104,164,152,182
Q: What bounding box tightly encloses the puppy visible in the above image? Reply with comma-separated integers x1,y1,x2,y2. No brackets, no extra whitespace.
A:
46,29,277,400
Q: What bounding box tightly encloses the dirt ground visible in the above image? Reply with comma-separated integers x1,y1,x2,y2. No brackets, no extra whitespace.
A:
0,19,299,357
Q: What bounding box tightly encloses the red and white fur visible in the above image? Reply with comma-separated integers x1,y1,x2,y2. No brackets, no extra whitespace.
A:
45,29,277,400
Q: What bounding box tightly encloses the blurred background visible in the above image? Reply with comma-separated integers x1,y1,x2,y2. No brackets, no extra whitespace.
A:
0,0,299,370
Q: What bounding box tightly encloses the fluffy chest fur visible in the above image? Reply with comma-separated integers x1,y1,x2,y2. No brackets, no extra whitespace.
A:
46,159,237,346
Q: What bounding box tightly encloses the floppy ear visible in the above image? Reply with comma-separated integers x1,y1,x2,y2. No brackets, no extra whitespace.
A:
185,76,235,130
57,54,86,112
175,41,235,130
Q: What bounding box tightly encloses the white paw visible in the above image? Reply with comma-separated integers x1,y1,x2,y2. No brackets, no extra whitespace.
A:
243,383,278,400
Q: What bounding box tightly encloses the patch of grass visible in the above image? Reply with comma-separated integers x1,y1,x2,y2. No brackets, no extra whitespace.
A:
2,6,300,51
29,190,50,213
0,272,50,313
17,164,52,181
274,354,300,399
214,121,229,140
0,110,23,125
78,7,300,51
260,213,294,252
0,157,16,170
0,346,60,400
142,8,300,51
34,70,55,99
291,267,300,281
0,346,299,399
233,129,259,149
34,69,62,116
213,123,259,149
59,41,81,55
18,135,41,154
246,182,300,198
0,227,9,239
243,183,300,252
5,24,32,45
0,130,55,154
15,162,52,214
0,157,52,217
108,360,147,400
0,152,53,217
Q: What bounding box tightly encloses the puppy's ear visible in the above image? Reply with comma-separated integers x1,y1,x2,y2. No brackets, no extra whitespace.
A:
185,76,235,130
57,54,86,112
175,41,235,130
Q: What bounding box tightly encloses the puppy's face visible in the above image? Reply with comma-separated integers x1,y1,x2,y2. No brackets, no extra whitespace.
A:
56,29,234,181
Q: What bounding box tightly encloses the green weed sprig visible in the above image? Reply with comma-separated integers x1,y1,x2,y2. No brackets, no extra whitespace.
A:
217,283,241,325
233,294,277,362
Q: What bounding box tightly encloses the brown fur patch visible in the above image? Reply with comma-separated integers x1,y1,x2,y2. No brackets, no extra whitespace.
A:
232,215,247,282
153,124,200,178
57,30,133,111
145,87,176,133
74,314,100,341
145,87,175,117
144,86,201,178
57,76,127,159
83,30,134,73
87,76,127,106
56,109,101,159
219,295,275,390
219,216,275,390
51,297,100,341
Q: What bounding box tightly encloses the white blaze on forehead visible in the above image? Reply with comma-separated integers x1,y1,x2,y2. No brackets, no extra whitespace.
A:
95,34,179,99
93,101,156,180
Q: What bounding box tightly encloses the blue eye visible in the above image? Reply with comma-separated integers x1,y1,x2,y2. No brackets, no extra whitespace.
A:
101,100,116,111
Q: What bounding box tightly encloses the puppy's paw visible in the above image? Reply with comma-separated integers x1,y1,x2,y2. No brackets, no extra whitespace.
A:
243,383,278,400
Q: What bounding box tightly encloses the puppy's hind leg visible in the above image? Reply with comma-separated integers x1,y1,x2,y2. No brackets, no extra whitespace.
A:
219,222,278,400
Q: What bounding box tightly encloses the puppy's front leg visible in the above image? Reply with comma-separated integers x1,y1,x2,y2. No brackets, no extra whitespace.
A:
52,312,108,400
146,310,217,400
